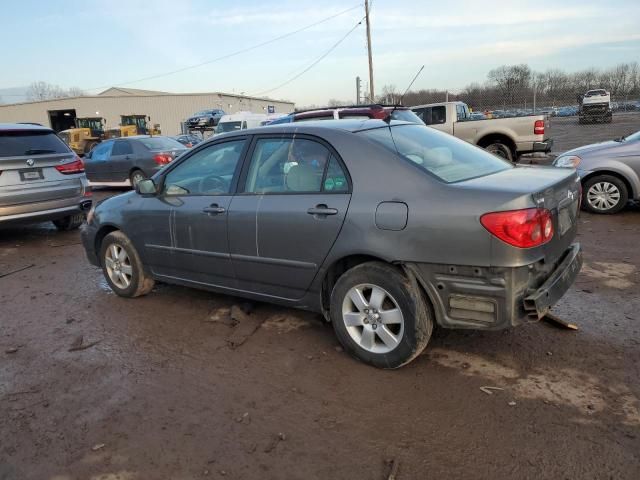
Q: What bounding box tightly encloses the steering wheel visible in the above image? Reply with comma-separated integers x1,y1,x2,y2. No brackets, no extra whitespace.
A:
198,174,228,193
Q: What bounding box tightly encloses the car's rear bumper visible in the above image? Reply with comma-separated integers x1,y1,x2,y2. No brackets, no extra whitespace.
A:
0,197,91,224
515,138,553,155
404,243,582,330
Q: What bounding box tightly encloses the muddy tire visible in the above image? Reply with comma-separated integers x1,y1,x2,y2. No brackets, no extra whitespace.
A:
583,175,628,214
53,213,84,231
330,262,433,369
100,231,154,298
485,142,513,162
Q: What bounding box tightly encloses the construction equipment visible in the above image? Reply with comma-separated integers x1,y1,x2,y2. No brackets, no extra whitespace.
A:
58,117,105,155
120,115,161,136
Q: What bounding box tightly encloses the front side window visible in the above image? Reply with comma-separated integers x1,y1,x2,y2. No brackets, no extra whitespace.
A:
245,137,333,193
162,139,246,195
91,141,113,161
359,124,511,183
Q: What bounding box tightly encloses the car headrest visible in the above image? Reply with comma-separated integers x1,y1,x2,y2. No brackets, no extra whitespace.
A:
285,164,319,192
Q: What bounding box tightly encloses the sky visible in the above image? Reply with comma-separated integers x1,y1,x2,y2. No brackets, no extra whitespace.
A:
1,0,639,106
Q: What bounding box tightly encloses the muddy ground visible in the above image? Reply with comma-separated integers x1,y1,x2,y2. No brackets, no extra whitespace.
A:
2,146,640,479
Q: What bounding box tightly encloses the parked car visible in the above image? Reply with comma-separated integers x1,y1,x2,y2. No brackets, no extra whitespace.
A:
557,106,578,117
173,134,202,148
0,123,91,230
186,109,225,129
578,89,612,124
215,112,268,134
554,130,640,214
83,136,186,187
263,105,423,126
82,120,582,369
467,112,487,120
411,101,552,162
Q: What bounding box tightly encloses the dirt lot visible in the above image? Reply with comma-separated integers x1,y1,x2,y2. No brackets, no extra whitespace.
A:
2,195,640,479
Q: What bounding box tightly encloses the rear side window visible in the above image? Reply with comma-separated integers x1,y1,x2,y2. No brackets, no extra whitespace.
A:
0,130,71,157
359,124,511,183
139,137,184,150
413,106,446,125
112,140,133,155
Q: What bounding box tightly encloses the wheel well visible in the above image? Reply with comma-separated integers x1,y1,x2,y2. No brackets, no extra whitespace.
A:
94,225,119,262
582,170,635,198
477,134,516,156
320,254,394,318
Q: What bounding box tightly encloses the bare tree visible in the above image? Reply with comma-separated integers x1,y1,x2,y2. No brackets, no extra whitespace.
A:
487,64,531,107
377,84,402,105
26,81,85,101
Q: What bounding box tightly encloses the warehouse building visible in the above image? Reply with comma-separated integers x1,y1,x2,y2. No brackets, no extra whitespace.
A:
0,87,294,135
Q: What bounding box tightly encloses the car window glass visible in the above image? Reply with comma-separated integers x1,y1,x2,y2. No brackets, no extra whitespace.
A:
112,140,133,156
245,138,331,194
339,114,371,120
92,141,113,161
0,131,71,157
323,156,349,192
456,105,466,121
295,116,333,122
242,121,247,129
431,106,446,124
163,139,246,196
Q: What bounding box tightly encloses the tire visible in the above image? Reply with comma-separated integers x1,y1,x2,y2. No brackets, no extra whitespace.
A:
52,213,84,231
129,169,145,189
484,142,513,162
583,175,628,214
330,262,433,369
100,231,155,298
84,141,98,154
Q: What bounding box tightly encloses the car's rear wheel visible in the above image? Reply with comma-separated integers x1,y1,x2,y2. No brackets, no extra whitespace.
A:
53,213,84,231
129,169,145,188
100,231,154,298
330,262,433,369
84,140,98,154
583,175,628,214
485,142,513,162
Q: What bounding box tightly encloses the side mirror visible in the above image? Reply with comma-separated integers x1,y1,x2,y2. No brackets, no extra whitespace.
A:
136,178,157,195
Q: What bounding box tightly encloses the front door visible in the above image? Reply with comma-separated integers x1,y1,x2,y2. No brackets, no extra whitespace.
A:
228,135,351,300
140,138,248,288
108,139,135,182
84,140,113,182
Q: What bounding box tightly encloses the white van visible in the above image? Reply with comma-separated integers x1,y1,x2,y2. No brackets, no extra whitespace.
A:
214,112,268,134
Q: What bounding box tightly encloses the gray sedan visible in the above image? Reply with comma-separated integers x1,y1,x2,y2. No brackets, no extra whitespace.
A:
82,120,582,368
554,130,640,213
84,136,186,188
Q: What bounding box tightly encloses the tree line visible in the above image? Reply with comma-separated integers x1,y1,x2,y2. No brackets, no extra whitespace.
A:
377,62,640,110
26,81,85,101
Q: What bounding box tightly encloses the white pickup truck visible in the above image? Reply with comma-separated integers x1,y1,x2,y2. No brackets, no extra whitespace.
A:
578,89,612,124
411,101,552,162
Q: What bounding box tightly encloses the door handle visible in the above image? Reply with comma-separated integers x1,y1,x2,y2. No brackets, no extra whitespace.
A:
307,204,338,216
203,204,226,215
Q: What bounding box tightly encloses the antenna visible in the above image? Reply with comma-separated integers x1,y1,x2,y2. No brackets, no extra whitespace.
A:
384,65,425,123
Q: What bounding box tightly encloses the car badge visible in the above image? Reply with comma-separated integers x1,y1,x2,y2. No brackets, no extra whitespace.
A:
26,159,35,166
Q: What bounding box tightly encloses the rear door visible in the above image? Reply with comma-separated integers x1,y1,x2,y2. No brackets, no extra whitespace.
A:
227,134,351,299
84,140,113,182
0,129,82,208
108,139,134,182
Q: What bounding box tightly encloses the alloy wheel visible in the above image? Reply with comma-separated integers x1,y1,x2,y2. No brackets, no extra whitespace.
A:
341,284,404,354
587,181,621,211
105,243,133,289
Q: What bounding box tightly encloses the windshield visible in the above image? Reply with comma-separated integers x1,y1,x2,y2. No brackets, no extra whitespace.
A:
195,110,211,116
0,130,71,157
390,109,424,124
358,124,512,183
139,137,185,151
624,130,640,142
215,121,242,134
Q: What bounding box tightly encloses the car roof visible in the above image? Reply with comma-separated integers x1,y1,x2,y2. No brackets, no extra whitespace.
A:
0,123,53,132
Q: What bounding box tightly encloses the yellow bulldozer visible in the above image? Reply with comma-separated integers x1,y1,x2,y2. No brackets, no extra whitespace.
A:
105,115,161,138
58,117,105,155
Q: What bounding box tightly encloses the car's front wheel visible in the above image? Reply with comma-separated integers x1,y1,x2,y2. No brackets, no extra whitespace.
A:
330,262,433,369
100,231,154,297
583,175,628,214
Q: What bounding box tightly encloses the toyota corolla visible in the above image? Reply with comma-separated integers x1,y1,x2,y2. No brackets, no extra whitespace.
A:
82,120,582,368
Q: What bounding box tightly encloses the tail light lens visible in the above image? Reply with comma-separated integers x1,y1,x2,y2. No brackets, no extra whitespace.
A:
534,120,545,135
481,208,554,248
55,156,85,174
154,153,173,165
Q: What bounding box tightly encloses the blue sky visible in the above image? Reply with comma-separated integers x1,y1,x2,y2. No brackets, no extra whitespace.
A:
1,0,639,105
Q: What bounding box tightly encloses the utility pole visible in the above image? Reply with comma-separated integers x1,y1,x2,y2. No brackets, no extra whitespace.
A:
365,0,374,102
356,76,362,105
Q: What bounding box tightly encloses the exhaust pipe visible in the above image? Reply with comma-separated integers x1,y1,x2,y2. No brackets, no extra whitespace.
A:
80,200,93,211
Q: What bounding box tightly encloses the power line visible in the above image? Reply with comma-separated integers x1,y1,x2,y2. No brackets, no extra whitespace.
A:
83,3,363,92
250,16,365,97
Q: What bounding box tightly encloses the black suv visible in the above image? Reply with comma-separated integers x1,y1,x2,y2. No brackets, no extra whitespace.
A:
186,109,226,129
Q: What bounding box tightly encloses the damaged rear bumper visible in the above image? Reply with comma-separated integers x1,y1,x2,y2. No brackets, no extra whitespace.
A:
404,243,582,330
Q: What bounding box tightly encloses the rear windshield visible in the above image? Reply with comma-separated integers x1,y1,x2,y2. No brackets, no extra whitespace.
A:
390,109,424,124
0,130,71,157
215,121,242,133
359,124,512,183
138,137,185,150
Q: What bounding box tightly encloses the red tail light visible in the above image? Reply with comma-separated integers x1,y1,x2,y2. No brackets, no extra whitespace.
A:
55,156,85,174
154,153,172,165
480,208,553,248
534,120,545,135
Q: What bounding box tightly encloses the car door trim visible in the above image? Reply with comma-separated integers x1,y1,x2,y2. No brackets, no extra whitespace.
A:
146,243,231,259
230,253,317,270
